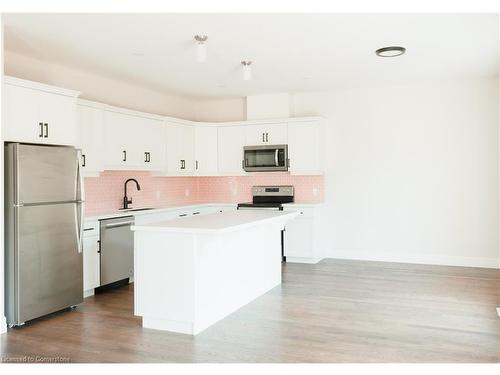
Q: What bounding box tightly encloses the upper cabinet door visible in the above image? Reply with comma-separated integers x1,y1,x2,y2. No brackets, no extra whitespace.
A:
77,104,105,174
3,84,40,143
218,125,246,175
38,92,78,146
3,82,78,146
194,126,218,175
165,122,195,175
287,119,324,175
137,117,166,171
103,111,138,168
244,122,287,145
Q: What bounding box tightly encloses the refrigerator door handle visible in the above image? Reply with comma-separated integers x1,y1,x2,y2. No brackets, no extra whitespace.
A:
76,149,85,253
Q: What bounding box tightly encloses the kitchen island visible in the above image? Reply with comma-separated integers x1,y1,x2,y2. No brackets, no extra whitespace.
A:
131,209,299,335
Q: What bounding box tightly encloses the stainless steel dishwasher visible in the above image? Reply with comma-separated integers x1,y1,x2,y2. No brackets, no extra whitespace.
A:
99,216,135,288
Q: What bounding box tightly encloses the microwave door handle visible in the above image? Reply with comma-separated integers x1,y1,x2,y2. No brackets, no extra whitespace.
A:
275,149,279,166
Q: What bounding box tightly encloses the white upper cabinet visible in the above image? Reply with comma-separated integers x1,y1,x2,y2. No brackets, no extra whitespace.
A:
103,109,166,171
165,122,195,175
218,125,246,175
244,122,288,145
137,117,166,171
194,126,218,175
77,101,105,175
3,77,80,146
287,118,325,175
103,110,138,168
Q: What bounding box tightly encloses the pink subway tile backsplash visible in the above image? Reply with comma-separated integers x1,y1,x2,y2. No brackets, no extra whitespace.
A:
84,171,324,215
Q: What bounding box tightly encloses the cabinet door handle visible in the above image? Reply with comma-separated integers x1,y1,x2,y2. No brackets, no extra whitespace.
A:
262,133,265,142
195,160,199,170
144,152,148,162
82,154,86,167
266,132,269,142
179,213,188,217
180,159,186,169
192,211,200,215
147,152,151,163
38,122,44,137
44,123,48,138
122,150,127,162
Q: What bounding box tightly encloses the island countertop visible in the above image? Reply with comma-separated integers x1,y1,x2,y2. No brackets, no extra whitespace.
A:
131,209,299,235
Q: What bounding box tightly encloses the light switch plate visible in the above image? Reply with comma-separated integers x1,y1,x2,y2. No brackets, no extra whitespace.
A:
497,307,500,317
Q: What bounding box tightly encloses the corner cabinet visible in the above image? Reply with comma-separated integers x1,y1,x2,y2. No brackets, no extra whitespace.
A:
3,76,80,146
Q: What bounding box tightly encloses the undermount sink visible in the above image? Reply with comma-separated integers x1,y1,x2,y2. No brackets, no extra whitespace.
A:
120,207,155,212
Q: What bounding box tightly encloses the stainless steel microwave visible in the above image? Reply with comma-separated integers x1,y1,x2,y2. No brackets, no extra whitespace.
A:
243,144,289,172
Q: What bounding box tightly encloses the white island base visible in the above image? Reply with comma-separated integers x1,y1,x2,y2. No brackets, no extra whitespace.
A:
132,210,299,335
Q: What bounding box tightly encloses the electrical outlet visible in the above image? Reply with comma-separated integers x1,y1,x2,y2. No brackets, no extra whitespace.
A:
185,188,190,197
155,191,160,200
313,187,319,196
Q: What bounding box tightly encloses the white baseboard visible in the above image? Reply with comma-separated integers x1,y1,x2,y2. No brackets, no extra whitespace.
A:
0,315,7,334
325,250,500,269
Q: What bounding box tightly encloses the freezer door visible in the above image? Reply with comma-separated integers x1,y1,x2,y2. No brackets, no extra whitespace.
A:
14,143,79,204
15,203,83,323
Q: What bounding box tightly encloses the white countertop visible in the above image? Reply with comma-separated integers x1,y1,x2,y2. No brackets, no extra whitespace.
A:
84,203,237,221
131,210,300,234
85,202,322,222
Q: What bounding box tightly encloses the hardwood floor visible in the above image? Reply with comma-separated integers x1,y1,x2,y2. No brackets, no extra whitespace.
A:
1,259,499,363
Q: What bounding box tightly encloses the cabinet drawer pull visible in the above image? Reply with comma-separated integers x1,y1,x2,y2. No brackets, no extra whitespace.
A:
179,213,188,217
122,150,127,162
192,211,200,215
44,123,48,138
82,154,86,167
266,132,269,142
83,227,94,232
262,133,265,142
144,152,148,162
147,152,151,162
38,122,44,137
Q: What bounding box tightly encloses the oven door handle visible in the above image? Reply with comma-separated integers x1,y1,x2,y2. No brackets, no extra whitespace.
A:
275,149,279,166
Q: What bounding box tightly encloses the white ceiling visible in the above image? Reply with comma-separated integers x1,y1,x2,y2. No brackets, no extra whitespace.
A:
3,13,499,98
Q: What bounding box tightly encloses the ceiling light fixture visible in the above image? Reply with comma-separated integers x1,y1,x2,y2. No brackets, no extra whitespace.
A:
194,35,208,62
241,61,252,81
375,46,406,57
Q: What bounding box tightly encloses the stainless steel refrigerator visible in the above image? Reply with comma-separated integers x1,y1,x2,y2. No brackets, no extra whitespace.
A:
4,143,84,326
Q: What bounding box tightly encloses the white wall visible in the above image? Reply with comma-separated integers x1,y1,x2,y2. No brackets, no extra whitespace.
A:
291,78,499,268
4,51,198,120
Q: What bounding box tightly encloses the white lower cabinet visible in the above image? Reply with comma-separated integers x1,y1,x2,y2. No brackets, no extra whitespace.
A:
83,220,100,296
283,206,323,263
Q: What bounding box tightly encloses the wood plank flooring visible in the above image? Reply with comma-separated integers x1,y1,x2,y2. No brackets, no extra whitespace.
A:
1,259,499,363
